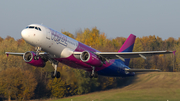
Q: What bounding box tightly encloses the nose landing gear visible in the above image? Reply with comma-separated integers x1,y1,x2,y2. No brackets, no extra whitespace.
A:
34,47,61,78
35,46,42,56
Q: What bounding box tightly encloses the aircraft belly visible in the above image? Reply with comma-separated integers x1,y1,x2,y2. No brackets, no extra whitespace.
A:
97,65,125,77
97,60,135,77
55,55,92,71
54,54,134,77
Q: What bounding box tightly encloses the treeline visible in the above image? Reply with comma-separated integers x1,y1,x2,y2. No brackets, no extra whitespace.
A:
0,27,179,100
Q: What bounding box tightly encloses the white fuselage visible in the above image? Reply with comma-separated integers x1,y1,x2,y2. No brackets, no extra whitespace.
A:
20,24,135,77
21,24,78,58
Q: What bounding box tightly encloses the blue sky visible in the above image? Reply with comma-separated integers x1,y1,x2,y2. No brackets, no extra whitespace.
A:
0,0,180,40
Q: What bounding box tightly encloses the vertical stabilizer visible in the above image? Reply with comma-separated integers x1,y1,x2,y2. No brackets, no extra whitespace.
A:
118,34,136,66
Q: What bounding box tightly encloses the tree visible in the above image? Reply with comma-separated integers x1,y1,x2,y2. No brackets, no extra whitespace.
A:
62,31,75,39
48,78,67,98
0,67,37,101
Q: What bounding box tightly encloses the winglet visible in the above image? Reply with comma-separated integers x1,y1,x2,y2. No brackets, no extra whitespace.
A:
6,52,9,57
173,50,176,55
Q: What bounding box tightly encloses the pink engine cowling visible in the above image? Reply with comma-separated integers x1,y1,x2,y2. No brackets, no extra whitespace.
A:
23,51,46,67
80,51,103,67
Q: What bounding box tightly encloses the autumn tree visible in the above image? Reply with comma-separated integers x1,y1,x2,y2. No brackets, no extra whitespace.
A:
0,67,37,101
62,31,75,39
73,69,99,94
48,78,67,98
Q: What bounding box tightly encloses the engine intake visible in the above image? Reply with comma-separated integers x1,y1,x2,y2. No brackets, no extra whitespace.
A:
80,51,102,67
23,51,46,67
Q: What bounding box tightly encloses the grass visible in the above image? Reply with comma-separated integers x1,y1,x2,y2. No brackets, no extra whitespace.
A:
46,72,180,101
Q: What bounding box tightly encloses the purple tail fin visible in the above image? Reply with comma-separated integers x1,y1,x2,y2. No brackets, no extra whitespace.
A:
118,34,136,66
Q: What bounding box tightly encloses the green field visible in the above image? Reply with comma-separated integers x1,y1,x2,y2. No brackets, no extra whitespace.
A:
48,72,180,101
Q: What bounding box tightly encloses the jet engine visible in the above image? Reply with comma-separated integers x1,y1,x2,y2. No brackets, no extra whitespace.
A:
23,51,46,67
80,51,103,67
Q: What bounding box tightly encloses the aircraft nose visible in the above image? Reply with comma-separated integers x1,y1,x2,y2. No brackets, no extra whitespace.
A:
21,29,28,39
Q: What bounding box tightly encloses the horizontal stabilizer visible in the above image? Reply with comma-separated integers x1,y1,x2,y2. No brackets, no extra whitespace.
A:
125,68,161,72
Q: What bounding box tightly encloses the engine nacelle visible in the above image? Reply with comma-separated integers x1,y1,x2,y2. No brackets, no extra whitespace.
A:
80,51,102,67
23,51,46,67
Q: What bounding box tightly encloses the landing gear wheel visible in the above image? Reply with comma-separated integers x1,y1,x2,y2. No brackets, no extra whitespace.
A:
51,71,60,78
89,73,98,78
89,74,94,78
56,71,60,78
94,73,98,78
51,72,55,78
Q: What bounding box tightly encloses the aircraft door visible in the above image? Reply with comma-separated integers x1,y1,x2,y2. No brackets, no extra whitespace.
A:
46,28,51,40
45,28,53,50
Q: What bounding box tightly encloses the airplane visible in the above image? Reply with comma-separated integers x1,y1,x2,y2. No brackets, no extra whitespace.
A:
5,24,174,78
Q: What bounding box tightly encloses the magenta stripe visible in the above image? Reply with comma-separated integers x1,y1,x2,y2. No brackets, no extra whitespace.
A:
55,41,115,72
75,42,98,52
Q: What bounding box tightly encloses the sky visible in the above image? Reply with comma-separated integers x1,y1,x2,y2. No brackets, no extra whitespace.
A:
0,0,180,40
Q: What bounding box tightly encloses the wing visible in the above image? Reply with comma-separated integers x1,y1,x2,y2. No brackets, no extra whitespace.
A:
5,52,48,56
95,50,174,61
73,50,174,62
5,52,24,56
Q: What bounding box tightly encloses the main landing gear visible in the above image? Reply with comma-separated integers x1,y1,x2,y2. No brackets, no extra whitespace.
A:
35,47,41,55
89,66,98,78
51,62,60,78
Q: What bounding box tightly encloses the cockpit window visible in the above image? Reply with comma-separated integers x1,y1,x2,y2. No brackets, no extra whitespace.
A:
29,26,34,28
35,27,38,30
26,26,42,31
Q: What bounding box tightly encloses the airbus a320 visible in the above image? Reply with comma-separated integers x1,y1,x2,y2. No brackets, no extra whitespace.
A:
6,24,174,78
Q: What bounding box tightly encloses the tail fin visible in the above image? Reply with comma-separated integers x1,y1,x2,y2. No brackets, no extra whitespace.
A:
118,34,136,66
